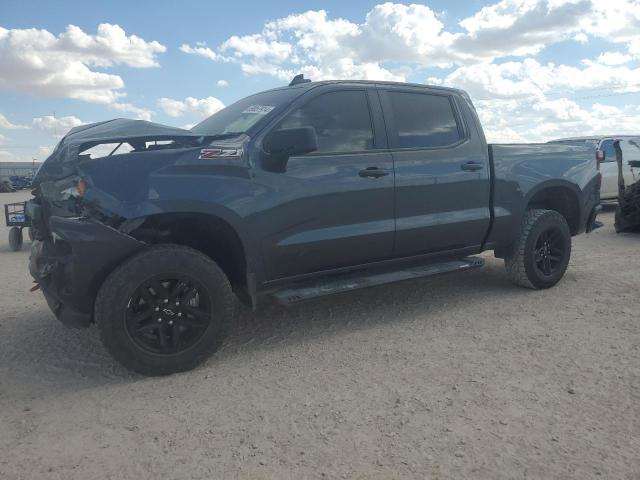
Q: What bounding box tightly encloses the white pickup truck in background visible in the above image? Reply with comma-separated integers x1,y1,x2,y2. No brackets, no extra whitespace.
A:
550,136,640,201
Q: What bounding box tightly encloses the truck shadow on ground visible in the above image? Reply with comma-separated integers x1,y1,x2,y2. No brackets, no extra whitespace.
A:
4,258,528,394
217,260,515,361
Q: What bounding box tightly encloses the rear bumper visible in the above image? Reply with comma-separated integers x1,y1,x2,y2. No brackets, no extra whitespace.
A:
29,216,144,327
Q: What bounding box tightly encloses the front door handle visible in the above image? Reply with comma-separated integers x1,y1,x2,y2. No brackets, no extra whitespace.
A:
359,167,390,178
461,161,484,172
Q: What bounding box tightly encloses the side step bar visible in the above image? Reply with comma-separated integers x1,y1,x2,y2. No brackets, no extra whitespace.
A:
270,256,484,305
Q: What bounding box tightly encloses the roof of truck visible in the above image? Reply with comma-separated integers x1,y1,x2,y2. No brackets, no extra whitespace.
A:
264,79,466,96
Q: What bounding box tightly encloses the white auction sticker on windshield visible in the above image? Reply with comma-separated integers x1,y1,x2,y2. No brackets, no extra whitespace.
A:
242,105,275,115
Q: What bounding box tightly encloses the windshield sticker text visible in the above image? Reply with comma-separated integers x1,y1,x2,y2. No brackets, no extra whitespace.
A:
242,105,275,115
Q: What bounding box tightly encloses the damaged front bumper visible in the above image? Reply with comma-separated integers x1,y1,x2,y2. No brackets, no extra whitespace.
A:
29,215,145,327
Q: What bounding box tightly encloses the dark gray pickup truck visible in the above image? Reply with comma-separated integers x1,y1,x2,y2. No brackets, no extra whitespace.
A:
28,78,601,375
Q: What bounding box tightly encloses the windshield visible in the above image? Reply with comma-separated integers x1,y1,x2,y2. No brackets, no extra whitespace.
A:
190,88,300,136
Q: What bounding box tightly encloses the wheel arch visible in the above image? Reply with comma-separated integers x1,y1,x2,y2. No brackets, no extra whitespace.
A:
524,181,582,235
125,211,252,296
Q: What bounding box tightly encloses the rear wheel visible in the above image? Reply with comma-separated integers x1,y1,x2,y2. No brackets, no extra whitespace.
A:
504,209,571,289
95,244,235,376
8,227,23,251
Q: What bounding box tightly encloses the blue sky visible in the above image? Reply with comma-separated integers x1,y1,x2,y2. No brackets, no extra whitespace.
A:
1,0,639,162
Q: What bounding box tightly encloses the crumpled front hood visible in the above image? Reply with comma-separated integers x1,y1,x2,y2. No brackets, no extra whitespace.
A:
34,118,203,185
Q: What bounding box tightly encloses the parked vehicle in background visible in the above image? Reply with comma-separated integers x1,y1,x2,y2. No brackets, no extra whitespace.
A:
28,77,601,375
9,175,33,190
0,181,16,193
549,136,640,201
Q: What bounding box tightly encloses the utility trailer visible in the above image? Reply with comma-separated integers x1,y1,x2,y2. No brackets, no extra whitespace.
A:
4,201,32,251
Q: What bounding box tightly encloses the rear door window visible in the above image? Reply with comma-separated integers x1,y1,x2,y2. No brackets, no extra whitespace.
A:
279,90,375,154
385,91,462,149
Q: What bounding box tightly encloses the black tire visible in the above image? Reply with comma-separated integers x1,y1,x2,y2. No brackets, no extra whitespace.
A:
8,227,23,251
95,244,235,376
504,209,572,289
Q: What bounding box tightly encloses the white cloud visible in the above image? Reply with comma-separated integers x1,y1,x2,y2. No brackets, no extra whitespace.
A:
0,133,6,145
0,149,42,162
584,0,640,44
596,51,633,65
454,0,592,59
38,145,53,157
157,96,225,119
110,102,153,121
216,79,229,87
56,23,166,68
0,150,16,162
0,24,166,103
441,58,640,102
32,115,85,137
219,8,410,80
180,42,217,61
0,113,28,129
220,34,293,62
182,1,640,85
475,97,640,142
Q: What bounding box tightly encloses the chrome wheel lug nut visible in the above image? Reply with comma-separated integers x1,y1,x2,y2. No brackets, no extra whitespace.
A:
164,299,169,304
157,318,162,322
178,312,182,317
168,320,173,325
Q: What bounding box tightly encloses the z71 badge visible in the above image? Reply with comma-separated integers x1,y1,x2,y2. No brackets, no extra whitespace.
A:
198,148,243,160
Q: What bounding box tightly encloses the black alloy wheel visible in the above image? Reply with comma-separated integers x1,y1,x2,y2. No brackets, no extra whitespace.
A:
504,209,572,289
533,227,566,277
95,244,235,376
125,276,212,355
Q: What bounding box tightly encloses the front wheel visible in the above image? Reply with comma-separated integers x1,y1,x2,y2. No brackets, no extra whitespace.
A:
95,244,235,376
504,209,572,289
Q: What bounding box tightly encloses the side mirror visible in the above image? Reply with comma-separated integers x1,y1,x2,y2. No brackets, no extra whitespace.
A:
264,127,318,158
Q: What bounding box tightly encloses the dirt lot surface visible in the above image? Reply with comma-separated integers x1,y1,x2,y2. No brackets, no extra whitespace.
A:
0,189,638,480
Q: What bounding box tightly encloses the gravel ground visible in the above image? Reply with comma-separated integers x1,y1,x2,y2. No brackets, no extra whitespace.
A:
0,189,638,480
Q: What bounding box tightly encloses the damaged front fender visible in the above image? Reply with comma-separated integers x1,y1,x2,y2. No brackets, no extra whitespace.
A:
30,216,145,327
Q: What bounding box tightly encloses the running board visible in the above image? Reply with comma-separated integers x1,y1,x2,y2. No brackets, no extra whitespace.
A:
270,256,484,305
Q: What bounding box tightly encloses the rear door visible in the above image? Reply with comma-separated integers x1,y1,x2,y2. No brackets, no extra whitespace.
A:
599,139,635,199
257,86,395,280
379,87,491,257
618,139,640,189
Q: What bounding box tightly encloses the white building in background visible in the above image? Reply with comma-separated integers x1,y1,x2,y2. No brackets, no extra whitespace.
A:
0,162,42,183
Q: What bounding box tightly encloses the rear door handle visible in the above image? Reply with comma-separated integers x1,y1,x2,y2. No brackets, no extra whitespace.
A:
359,167,390,178
461,161,485,172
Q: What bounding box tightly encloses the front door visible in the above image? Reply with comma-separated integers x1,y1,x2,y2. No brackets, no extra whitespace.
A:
600,138,636,199
257,87,395,280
